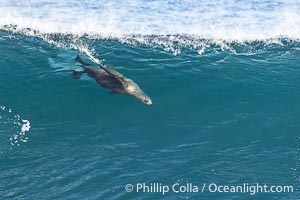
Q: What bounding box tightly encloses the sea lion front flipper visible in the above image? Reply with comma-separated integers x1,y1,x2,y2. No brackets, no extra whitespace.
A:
110,90,120,94
96,75,124,90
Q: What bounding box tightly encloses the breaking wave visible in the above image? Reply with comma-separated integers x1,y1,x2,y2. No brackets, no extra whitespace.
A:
0,0,299,40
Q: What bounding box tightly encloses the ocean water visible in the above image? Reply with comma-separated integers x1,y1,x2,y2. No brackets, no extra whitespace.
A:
0,0,300,199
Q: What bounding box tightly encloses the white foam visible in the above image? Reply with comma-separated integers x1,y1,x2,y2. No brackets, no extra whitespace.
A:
21,120,31,133
0,0,300,40
0,105,31,146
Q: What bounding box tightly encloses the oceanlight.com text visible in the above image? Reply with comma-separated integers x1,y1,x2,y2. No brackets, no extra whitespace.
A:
124,182,294,195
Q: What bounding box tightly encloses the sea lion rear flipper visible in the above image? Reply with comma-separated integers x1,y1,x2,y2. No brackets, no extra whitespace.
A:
75,55,92,66
72,70,85,79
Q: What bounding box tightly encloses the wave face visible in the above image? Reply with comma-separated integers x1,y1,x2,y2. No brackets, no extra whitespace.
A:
1,29,300,199
0,0,300,40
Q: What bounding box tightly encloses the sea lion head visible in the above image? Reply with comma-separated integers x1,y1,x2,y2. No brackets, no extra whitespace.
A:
126,82,152,105
136,92,153,105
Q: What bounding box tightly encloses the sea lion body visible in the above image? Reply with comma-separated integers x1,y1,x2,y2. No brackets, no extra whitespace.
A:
73,56,152,105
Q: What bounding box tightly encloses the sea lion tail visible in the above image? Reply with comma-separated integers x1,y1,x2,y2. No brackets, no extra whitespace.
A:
75,55,92,66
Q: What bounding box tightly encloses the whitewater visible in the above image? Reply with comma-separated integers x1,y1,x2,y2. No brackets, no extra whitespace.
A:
0,0,300,40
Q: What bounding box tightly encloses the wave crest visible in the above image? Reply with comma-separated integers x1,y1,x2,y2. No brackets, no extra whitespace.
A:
0,0,300,40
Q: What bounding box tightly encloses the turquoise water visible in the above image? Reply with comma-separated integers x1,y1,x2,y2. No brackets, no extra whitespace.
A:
1,0,300,199
0,30,299,199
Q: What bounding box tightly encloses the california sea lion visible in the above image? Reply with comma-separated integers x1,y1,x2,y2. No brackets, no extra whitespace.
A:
73,55,152,105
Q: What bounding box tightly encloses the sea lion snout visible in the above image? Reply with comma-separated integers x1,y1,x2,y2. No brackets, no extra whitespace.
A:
138,95,153,105
144,98,152,105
